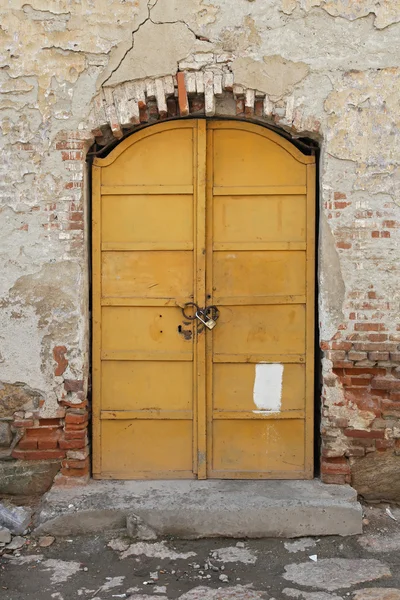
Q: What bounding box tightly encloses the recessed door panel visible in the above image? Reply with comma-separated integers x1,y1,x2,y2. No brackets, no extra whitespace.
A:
102,251,193,299
212,420,305,474
102,195,194,246
101,420,194,477
213,363,306,412
213,196,306,245
102,307,193,358
213,305,306,357
213,128,306,187
101,361,193,411
101,128,194,186
213,251,306,301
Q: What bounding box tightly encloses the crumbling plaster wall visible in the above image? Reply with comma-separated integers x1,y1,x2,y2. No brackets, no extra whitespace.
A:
1,0,400,495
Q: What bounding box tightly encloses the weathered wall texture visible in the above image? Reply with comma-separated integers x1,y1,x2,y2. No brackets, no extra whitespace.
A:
1,0,400,498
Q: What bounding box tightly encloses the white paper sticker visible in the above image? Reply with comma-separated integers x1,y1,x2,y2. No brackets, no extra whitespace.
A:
253,363,284,412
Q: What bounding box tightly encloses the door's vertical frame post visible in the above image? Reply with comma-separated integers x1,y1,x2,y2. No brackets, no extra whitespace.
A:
205,125,214,477
305,161,316,478
91,164,102,476
195,120,207,479
192,124,199,475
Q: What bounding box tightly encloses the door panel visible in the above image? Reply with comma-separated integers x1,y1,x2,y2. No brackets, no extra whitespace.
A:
212,420,305,474
101,127,194,186
213,251,306,301
213,195,306,245
101,420,193,478
213,363,306,412
102,251,193,299
101,361,193,411
213,305,306,357
93,119,315,480
102,307,193,358
206,121,315,479
212,128,306,187
93,122,204,479
102,195,194,247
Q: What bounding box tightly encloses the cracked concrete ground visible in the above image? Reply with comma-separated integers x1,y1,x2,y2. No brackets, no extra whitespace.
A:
2,506,400,599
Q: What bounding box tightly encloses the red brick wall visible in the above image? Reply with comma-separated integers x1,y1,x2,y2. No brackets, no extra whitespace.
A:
12,387,89,483
320,191,400,492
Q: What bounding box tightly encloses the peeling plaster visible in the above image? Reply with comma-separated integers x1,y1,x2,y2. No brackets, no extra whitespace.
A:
282,0,400,30
0,262,85,413
22,4,71,23
232,55,309,100
325,69,400,165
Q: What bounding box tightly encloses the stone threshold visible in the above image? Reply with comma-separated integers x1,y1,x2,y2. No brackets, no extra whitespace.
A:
34,479,362,539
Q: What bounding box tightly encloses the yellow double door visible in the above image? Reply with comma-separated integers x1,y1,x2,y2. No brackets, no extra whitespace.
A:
92,119,315,480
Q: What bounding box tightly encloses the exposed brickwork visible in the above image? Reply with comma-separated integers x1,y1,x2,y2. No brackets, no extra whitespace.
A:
321,321,400,487
53,346,68,377
89,68,322,141
11,380,90,482
318,167,400,494
177,72,189,116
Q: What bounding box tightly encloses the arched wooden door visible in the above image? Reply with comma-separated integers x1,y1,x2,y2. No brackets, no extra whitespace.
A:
92,120,315,480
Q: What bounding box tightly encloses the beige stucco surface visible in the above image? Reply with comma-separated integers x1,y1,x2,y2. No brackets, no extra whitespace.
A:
1,0,400,491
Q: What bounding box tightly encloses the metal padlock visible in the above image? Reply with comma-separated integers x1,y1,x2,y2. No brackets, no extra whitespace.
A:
195,310,217,330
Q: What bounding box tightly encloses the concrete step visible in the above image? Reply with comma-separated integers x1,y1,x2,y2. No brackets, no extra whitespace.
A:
34,479,363,539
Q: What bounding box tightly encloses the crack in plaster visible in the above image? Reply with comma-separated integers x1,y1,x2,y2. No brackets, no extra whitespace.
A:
100,0,210,89
150,0,217,35
149,16,211,41
149,0,212,43
100,11,151,88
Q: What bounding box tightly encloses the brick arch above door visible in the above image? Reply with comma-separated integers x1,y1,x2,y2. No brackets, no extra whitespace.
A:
89,68,322,146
